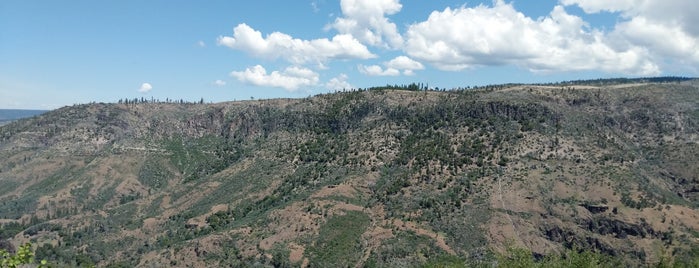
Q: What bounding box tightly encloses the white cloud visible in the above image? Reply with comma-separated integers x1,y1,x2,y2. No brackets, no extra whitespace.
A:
330,0,404,48
230,65,319,91
562,0,699,67
215,1,696,79
213,79,226,86
326,74,353,91
217,23,375,65
138,83,152,93
197,40,206,47
385,56,424,75
404,2,660,75
614,17,699,65
358,64,400,76
358,55,425,76
559,0,636,13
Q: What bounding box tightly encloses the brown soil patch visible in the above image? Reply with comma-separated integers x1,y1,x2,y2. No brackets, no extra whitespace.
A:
487,212,560,255
257,182,367,253
258,201,323,251
288,242,305,264
581,183,617,202
631,204,699,238
142,217,160,233
392,219,455,254
490,178,547,215
356,225,394,267
160,194,171,210
114,176,147,197
320,201,364,215
488,212,520,248
311,183,356,199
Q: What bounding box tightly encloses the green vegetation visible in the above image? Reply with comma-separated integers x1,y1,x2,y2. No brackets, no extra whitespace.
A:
419,246,699,268
366,230,454,267
137,156,173,190
1,243,48,268
495,246,622,268
35,243,96,267
164,135,244,182
0,78,697,266
308,210,370,267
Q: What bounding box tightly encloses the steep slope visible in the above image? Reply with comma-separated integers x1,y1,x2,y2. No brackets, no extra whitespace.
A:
1,79,698,267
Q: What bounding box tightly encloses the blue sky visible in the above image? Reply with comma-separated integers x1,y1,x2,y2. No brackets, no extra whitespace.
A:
1,0,697,109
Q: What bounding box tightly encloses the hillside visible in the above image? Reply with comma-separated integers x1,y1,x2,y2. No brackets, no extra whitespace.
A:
1,79,698,267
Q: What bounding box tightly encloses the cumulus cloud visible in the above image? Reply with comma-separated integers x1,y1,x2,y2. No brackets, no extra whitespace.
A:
218,23,375,65
330,0,404,48
213,80,226,86
403,2,660,75
559,0,635,13
562,0,699,67
359,56,425,76
358,64,400,76
385,56,424,75
216,1,696,81
197,40,206,47
326,74,353,91
230,65,319,91
614,17,699,65
138,83,152,93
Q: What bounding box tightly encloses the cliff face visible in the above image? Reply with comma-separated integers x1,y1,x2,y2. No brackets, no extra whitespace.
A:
1,80,698,267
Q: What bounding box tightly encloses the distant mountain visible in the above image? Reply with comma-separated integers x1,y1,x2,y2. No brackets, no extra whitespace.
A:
0,78,698,267
0,109,48,125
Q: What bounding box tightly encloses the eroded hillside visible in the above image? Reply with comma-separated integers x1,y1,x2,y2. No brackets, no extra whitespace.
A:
1,79,698,267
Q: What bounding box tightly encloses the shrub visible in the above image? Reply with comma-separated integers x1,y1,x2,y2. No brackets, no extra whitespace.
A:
0,243,49,268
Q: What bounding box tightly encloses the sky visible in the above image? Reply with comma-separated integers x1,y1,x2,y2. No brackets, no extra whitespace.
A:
1,0,697,109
